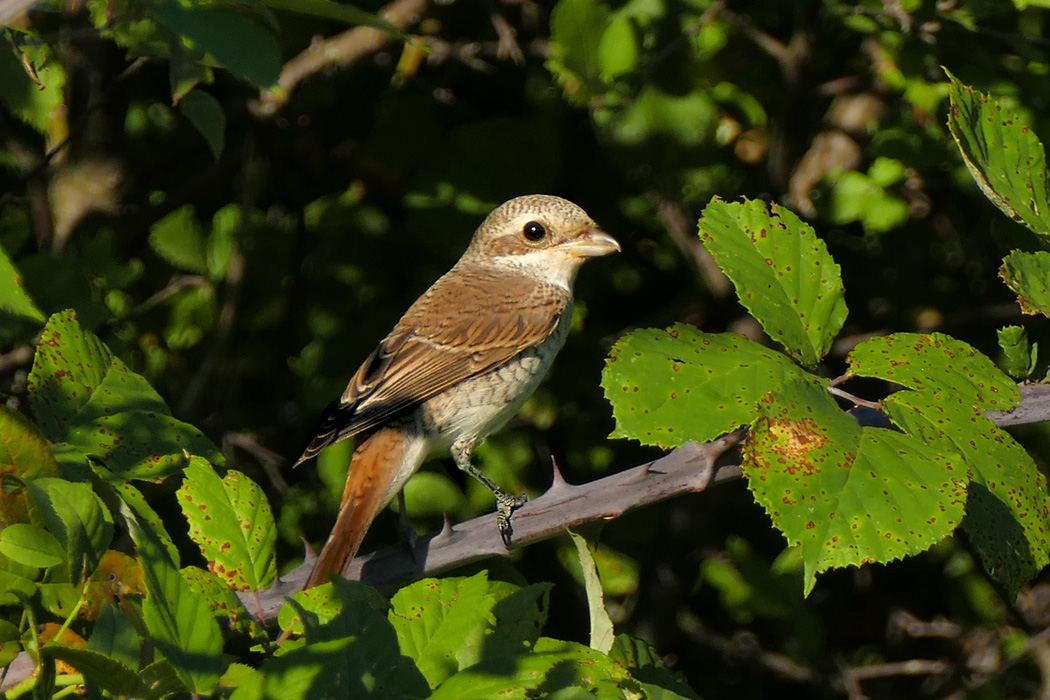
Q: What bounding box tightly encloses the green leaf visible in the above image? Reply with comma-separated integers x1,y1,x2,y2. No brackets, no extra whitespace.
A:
0,523,64,568
568,531,614,653
946,70,1050,236
181,566,267,641
42,645,148,698
0,553,39,605
179,89,225,159
848,332,1020,411
127,506,222,695
602,324,805,448
1001,250,1050,317
26,478,113,584
0,406,60,526
249,578,428,700
602,85,718,147
207,204,241,280
88,602,142,673
0,43,67,135
597,15,638,80
698,198,848,366
882,390,1050,596
546,0,611,103
0,619,20,668
260,0,409,38
998,325,1037,379
389,573,549,688
176,457,277,590
152,1,281,87
609,635,700,700
0,242,45,322
431,638,630,699
742,375,967,595
149,205,209,273
27,310,222,481
277,577,389,637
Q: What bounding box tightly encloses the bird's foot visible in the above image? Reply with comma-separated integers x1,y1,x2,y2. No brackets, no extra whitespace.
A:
495,491,528,547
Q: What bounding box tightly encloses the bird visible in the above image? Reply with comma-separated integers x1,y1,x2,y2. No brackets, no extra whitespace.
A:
295,194,620,589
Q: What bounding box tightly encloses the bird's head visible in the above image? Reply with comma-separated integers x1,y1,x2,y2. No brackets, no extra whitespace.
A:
463,194,621,288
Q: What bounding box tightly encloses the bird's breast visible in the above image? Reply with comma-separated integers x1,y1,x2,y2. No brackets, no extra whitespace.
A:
419,315,571,450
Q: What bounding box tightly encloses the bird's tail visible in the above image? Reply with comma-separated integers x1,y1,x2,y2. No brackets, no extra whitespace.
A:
305,424,427,588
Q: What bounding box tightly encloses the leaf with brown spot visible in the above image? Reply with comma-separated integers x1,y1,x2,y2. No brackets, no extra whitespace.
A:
1001,250,1050,318
27,311,221,481
885,390,1050,597
602,324,804,447
946,69,1050,237
176,458,276,591
698,198,848,367
743,375,966,595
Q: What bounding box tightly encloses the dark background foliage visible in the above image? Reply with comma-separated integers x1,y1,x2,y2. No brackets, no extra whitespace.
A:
4,0,1050,696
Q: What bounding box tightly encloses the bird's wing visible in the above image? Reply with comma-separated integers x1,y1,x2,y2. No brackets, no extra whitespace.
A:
295,271,569,465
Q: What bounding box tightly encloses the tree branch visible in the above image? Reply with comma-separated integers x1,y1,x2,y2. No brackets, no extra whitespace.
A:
240,382,1050,623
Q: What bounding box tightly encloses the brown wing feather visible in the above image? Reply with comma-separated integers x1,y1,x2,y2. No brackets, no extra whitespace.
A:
295,269,568,465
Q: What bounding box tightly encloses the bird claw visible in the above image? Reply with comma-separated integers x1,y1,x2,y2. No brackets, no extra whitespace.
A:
495,492,528,547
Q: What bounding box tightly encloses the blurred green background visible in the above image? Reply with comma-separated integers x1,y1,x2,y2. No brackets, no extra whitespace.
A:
4,0,1050,696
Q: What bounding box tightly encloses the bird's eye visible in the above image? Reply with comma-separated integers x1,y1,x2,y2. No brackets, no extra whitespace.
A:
522,221,547,242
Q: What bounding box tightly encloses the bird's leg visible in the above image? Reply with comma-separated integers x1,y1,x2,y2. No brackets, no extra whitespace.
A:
450,436,528,546
395,490,419,557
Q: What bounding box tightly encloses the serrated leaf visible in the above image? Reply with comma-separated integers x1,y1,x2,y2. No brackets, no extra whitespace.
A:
127,506,221,695
742,375,967,595
0,523,64,568
27,310,221,481
610,634,700,700
42,645,148,697
0,406,60,526
181,566,267,641
568,531,614,654
0,242,44,322
258,578,428,700
277,577,389,637
112,479,179,565
176,458,276,590
389,573,548,688
0,43,67,136
1001,250,1050,317
88,602,142,672
848,332,1019,411
152,2,281,87
179,89,225,159
698,198,848,366
149,205,208,274
27,478,113,585
946,70,1050,236
602,324,804,448
882,390,1050,596
431,638,629,699
998,325,1036,379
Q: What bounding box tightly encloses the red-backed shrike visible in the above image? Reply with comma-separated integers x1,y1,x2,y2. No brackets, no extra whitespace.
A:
296,194,620,588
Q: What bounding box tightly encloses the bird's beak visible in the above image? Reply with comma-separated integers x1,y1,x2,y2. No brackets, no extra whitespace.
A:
568,227,621,258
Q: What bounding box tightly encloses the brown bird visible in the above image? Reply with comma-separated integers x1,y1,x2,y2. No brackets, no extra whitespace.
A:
296,194,620,589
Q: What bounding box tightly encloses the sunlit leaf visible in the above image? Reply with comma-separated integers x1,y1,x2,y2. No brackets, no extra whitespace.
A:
603,324,804,448
946,69,1050,236
698,198,848,366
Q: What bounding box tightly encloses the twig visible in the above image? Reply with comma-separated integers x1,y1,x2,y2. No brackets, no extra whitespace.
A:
238,435,743,621
251,0,428,117
654,197,731,298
